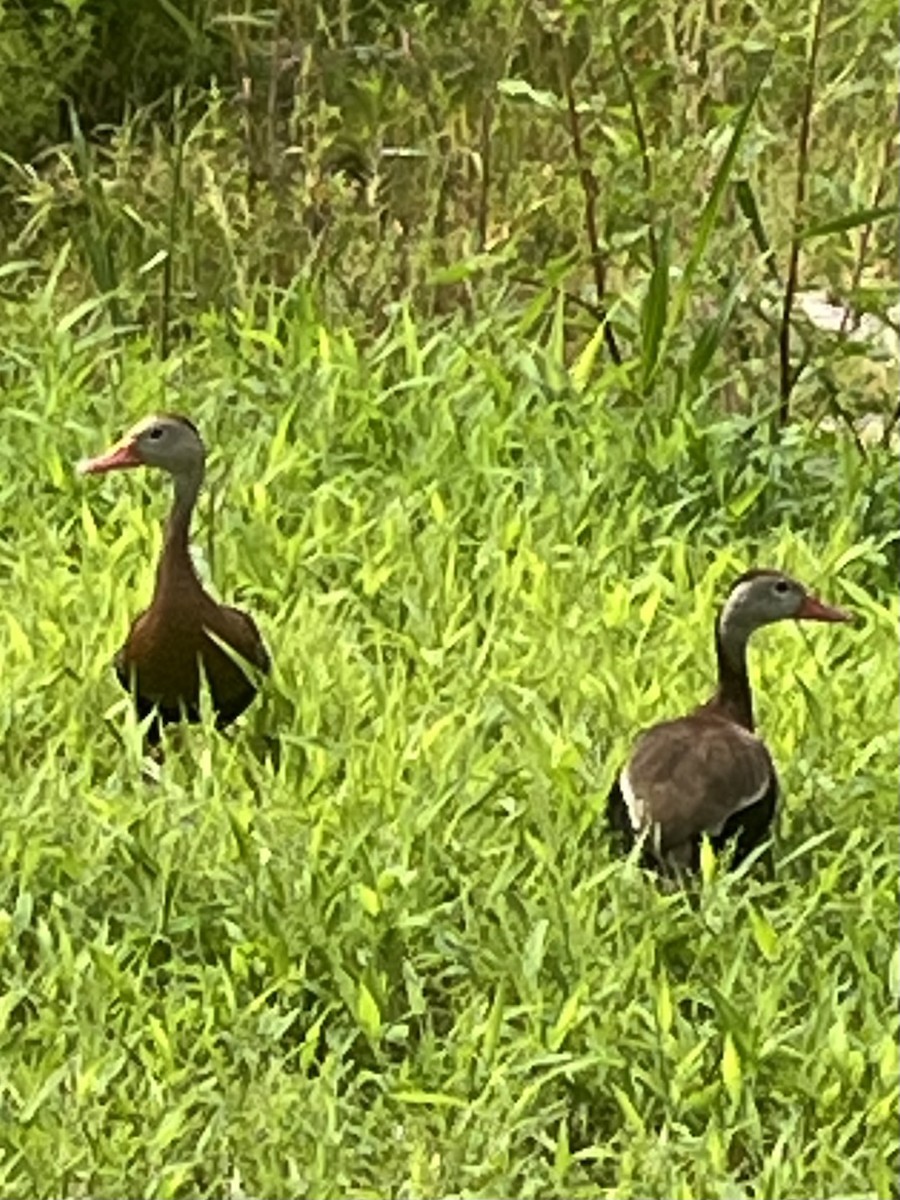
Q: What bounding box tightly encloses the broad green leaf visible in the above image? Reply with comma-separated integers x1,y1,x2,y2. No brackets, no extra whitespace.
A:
357,981,382,1041
747,904,780,961
549,984,586,1052
721,1034,742,1105
727,479,768,518
569,322,608,394
430,490,447,524
358,883,381,916
889,946,900,1002
656,970,673,1036
479,983,506,1077
828,1016,849,1064
0,259,39,280
878,1034,898,1086
19,1064,69,1123
522,918,549,987
497,79,561,109
699,836,717,886
553,1117,571,1178
612,1086,646,1133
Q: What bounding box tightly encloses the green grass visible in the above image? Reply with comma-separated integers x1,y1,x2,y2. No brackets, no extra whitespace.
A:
0,299,896,1197
1,1,896,1191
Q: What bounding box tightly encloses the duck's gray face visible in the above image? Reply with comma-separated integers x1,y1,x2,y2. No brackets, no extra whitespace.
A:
79,414,204,478
720,571,853,635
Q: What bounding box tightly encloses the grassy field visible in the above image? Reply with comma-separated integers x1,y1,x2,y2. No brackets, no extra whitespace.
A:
0,295,897,1197
1,0,898,1195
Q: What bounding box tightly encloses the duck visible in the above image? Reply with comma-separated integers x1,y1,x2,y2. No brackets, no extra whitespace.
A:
79,413,270,743
606,568,852,874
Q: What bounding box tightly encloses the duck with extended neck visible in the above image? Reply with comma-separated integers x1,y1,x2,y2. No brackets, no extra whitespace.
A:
79,413,270,744
607,568,853,875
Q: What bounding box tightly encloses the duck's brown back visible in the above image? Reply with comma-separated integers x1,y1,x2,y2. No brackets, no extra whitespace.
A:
608,713,779,872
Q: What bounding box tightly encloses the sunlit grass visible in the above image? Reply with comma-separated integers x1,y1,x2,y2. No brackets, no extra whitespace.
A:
0,297,896,1198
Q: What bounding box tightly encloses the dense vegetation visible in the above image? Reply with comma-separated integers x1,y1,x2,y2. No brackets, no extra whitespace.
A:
0,1,897,1197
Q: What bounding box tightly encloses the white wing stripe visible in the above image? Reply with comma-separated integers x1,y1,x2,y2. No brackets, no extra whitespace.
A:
619,767,645,831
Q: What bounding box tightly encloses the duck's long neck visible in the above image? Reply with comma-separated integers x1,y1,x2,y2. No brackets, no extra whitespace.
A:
155,465,204,597
704,612,756,730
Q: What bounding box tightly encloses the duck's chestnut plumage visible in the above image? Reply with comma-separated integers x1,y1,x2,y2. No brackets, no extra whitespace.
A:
607,569,852,874
79,413,270,743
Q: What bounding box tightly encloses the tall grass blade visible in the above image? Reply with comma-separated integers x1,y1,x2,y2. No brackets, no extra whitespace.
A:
735,178,781,285
641,220,671,393
669,65,770,333
799,204,900,240
687,275,745,387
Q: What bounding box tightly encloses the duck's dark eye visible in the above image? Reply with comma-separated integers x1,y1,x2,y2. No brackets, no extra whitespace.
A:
774,580,789,594
148,426,164,440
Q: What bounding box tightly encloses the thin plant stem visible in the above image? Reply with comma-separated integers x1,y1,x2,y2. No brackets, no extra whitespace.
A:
779,0,827,424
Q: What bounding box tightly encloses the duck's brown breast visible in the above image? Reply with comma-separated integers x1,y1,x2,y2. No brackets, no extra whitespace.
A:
118,588,268,722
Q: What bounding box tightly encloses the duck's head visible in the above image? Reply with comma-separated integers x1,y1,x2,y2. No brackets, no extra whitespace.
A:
78,413,204,479
719,568,853,636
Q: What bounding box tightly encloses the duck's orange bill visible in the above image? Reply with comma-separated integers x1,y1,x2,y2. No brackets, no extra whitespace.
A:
797,594,854,623
77,438,142,475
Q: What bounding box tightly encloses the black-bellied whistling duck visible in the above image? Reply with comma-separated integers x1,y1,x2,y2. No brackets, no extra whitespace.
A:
79,413,270,743
607,569,853,874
